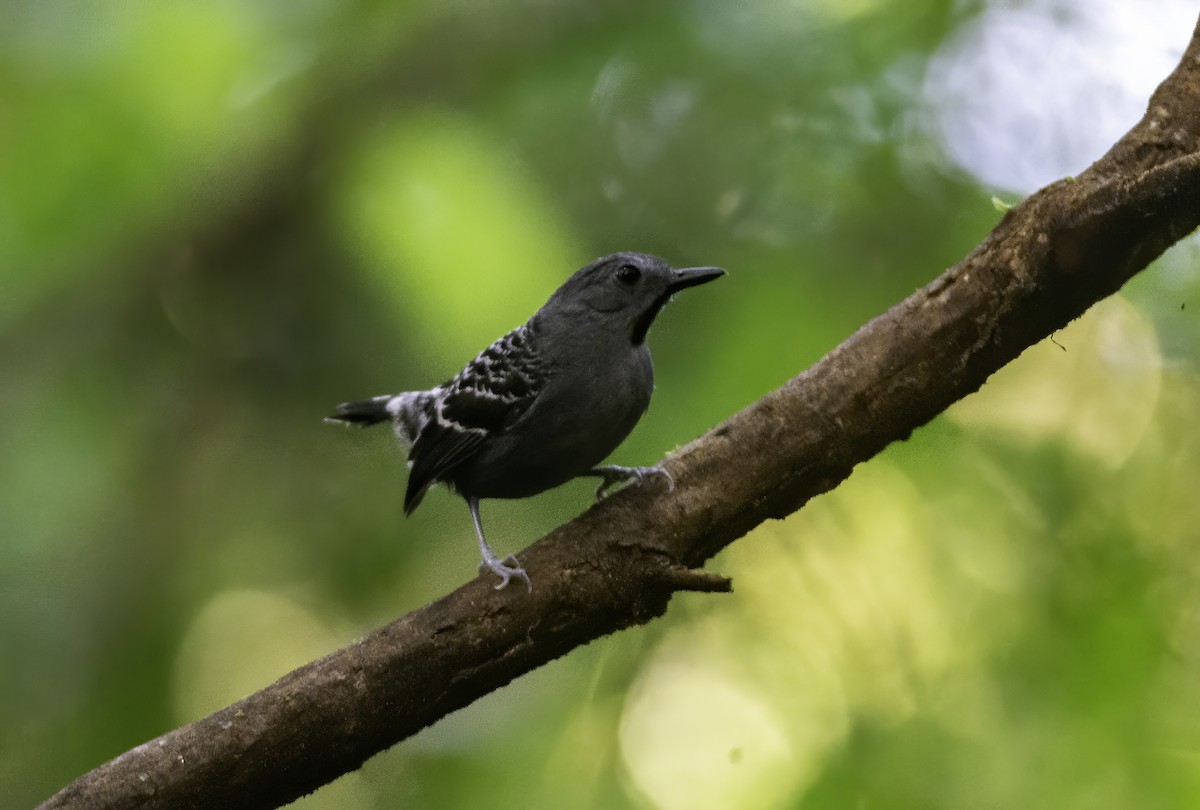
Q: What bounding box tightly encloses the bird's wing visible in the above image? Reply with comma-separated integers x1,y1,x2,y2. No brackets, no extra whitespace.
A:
403,412,488,514
404,327,546,512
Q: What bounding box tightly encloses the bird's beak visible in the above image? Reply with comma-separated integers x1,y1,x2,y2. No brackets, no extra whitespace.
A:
668,265,726,292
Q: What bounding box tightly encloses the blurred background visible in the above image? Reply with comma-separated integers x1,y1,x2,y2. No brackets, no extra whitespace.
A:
3,0,1200,807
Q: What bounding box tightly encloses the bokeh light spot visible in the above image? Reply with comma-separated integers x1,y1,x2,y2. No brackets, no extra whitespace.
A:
172,589,341,722
336,112,580,365
620,662,799,810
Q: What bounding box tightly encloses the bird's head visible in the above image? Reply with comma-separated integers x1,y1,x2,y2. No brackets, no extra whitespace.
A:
545,252,725,345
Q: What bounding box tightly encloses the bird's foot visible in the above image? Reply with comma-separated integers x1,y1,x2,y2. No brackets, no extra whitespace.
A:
591,464,675,502
479,553,532,592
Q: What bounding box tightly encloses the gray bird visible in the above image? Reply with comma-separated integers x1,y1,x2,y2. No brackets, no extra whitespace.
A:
327,252,725,590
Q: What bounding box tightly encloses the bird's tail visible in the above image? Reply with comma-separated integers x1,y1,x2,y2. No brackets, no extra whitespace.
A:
325,395,393,427
326,390,436,444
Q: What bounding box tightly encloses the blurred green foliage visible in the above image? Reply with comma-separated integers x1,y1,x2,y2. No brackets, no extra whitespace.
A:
3,1,1199,808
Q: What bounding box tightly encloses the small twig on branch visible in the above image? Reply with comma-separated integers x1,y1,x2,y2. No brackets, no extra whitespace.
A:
657,565,735,593
40,15,1200,810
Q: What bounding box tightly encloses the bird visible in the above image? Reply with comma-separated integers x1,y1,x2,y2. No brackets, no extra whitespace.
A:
327,252,725,590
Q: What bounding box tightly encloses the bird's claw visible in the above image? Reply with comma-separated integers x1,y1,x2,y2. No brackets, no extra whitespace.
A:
593,464,675,502
479,554,532,592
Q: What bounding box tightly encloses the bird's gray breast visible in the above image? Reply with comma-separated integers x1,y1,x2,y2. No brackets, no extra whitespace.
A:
455,341,654,498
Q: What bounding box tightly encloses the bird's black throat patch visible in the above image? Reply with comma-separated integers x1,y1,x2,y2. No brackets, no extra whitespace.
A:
631,292,673,345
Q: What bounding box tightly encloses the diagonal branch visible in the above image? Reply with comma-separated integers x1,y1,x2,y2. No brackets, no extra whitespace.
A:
40,16,1200,810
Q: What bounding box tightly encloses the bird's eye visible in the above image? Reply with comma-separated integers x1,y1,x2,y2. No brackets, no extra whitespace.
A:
616,264,641,285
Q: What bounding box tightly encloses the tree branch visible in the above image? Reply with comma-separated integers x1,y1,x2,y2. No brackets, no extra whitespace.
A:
40,16,1200,810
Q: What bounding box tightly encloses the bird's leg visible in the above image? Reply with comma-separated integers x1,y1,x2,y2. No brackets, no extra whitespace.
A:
468,497,531,592
586,464,675,502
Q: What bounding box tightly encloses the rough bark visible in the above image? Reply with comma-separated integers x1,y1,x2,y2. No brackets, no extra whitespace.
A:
40,16,1200,810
